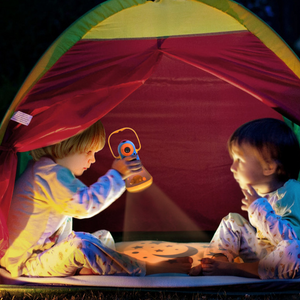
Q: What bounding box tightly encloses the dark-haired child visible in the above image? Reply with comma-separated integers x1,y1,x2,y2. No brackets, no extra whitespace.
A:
190,118,300,279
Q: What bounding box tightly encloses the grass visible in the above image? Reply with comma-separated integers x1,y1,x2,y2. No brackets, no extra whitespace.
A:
0,0,102,122
1,286,300,300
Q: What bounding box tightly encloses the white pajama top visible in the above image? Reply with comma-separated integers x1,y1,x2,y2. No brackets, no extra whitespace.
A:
249,179,300,244
1,157,125,277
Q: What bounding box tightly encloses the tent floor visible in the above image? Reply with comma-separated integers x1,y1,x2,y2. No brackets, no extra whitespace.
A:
2,240,300,294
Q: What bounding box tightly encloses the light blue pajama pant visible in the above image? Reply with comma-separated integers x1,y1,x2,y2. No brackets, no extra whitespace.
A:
22,231,146,277
205,213,300,279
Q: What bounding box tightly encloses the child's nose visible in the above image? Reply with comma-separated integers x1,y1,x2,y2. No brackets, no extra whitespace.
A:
230,162,236,173
90,154,96,164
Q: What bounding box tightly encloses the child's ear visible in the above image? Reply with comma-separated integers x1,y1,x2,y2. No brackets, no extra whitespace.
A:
263,161,277,176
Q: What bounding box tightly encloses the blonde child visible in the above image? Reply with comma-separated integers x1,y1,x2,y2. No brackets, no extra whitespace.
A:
190,118,300,279
1,120,192,277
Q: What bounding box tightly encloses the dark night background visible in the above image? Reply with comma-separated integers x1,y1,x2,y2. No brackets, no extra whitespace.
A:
0,0,300,123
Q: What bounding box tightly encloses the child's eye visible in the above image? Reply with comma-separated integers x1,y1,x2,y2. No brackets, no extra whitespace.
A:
233,158,240,163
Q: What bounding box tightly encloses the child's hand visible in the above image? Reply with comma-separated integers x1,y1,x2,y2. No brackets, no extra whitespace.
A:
111,155,142,180
241,184,261,211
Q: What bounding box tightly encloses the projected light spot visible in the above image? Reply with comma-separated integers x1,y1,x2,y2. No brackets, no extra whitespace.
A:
154,246,198,258
116,240,210,267
120,240,199,263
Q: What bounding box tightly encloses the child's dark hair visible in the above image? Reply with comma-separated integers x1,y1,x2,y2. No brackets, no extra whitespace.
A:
228,118,300,182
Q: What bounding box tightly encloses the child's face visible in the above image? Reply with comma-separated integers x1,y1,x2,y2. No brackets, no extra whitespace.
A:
230,142,270,193
56,148,100,176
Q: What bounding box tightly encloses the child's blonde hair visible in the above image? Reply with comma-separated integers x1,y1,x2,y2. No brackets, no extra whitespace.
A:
30,120,106,161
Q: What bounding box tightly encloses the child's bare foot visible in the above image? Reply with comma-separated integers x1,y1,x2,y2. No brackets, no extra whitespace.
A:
189,254,228,276
146,257,193,275
189,263,202,276
201,258,260,278
78,267,97,275
201,257,234,276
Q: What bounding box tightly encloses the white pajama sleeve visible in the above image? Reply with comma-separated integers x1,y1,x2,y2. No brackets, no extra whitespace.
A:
248,198,298,245
69,170,126,218
36,167,125,218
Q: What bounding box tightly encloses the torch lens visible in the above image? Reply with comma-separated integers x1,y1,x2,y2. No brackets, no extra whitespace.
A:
120,143,134,156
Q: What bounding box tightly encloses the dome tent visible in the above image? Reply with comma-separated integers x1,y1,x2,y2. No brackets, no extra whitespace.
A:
0,0,300,253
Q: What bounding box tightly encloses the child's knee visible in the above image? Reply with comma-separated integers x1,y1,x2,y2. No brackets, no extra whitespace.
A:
222,213,249,227
59,232,96,261
259,240,300,279
65,231,98,247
